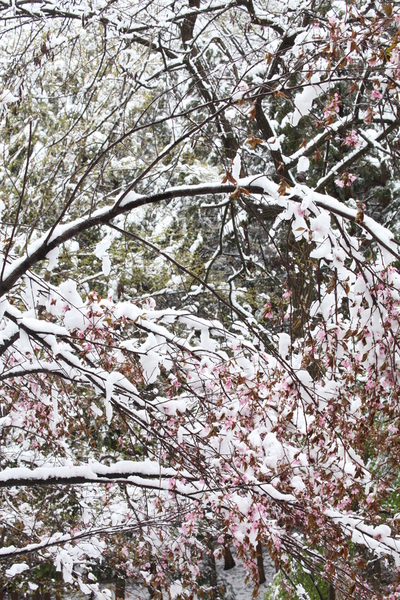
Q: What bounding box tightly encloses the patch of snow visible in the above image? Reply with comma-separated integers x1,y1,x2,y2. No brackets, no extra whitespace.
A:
216,549,275,600
6,563,29,577
0,90,18,105
297,156,310,173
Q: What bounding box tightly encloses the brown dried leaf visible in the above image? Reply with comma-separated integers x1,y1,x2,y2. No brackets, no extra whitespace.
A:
248,103,257,121
293,316,302,330
355,202,364,223
326,276,336,294
383,2,393,16
277,179,290,196
246,136,264,149
274,88,288,99
227,170,237,184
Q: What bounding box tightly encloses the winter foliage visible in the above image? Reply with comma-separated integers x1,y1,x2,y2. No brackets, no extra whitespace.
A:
2,0,400,598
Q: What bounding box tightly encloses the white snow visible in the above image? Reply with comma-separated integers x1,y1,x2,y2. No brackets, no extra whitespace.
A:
5,563,29,577
0,90,18,105
297,156,310,173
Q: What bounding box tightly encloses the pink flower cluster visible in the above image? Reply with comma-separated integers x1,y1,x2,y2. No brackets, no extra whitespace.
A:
335,172,356,187
324,92,341,122
371,88,382,100
343,130,360,148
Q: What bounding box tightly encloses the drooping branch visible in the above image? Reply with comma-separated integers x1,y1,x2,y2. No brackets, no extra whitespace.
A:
0,460,197,488
1,176,399,302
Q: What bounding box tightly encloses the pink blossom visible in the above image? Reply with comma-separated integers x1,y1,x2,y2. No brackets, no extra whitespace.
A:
324,92,341,121
390,49,399,65
295,205,304,217
344,130,360,148
336,172,356,187
371,88,382,100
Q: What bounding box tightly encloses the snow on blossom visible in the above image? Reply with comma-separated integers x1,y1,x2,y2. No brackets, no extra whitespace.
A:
231,83,248,102
290,476,306,492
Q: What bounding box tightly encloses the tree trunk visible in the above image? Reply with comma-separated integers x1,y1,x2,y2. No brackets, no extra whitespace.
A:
223,544,235,570
115,579,125,600
256,541,266,585
55,570,63,600
206,537,218,600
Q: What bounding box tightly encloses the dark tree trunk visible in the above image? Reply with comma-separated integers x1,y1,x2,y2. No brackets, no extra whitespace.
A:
256,541,266,585
223,544,235,570
115,579,125,600
55,570,63,600
181,0,200,44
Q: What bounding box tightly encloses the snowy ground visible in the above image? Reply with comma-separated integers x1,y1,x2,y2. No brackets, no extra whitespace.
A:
215,552,276,600
123,551,276,600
